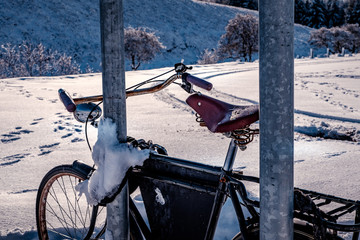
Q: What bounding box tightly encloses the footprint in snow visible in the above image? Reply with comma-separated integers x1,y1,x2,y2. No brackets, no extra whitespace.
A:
0,153,31,167
38,143,60,156
1,129,33,144
71,137,84,143
61,133,73,139
30,118,44,125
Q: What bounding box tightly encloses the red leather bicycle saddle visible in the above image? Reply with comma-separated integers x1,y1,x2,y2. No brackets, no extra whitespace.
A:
186,94,259,133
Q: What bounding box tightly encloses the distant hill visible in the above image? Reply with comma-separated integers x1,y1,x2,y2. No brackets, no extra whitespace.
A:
0,0,313,71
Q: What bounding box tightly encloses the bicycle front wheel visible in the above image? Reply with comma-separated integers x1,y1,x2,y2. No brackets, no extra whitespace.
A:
36,165,106,240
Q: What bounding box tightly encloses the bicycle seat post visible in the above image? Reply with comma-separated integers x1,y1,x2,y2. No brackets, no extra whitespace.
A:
222,138,238,172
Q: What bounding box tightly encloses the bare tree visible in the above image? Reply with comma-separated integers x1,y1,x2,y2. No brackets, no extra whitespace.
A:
309,26,357,54
343,23,360,53
309,27,333,50
197,48,219,65
217,14,258,62
0,43,20,78
330,27,352,53
124,27,165,70
0,42,81,79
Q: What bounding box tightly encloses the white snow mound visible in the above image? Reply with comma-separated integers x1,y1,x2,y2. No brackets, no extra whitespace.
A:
76,118,150,205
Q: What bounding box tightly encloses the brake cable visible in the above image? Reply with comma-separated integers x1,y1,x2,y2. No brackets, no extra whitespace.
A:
84,67,178,152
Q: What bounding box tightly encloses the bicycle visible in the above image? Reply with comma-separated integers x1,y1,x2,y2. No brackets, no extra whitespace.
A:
36,63,360,240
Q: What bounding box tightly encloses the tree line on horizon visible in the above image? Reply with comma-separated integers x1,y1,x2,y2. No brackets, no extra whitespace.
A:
199,0,360,29
198,13,360,65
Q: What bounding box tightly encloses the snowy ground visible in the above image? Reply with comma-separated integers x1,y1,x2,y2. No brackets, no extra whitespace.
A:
0,55,359,239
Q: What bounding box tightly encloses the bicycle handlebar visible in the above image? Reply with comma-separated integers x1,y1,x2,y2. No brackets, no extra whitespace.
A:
67,74,180,105
182,73,213,91
60,64,213,107
58,89,76,112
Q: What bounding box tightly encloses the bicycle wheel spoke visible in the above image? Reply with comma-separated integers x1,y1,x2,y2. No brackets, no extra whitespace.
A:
56,176,88,234
47,183,80,238
48,184,74,228
36,166,106,240
68,175,88,228
48,176,87,238
60,176,75,228
56,177,86,227
46,216,73,239
60,175,85,238
68,175,91,238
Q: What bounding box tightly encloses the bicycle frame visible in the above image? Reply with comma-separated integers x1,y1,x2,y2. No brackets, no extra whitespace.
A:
77,137,360,240
126,138,260,240
59,63,360,239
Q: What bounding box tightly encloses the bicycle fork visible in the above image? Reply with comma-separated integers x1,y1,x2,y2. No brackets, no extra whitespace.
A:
204,139,250,240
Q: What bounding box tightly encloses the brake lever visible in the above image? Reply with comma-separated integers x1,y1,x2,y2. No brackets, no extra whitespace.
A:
181,80,194,93
174,63,192,73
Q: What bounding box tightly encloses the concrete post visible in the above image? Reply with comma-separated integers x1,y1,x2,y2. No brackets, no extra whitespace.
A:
259,0,294,239
100,0,129,239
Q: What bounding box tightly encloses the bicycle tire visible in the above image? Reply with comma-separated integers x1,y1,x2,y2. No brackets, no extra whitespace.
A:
232,221,344,240
36,165,106,240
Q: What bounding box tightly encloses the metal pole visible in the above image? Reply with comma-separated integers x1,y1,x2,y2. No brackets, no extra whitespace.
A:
259,0,294,239
100,0,129,239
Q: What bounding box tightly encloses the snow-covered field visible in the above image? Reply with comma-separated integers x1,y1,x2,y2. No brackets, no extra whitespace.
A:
0,55,360,239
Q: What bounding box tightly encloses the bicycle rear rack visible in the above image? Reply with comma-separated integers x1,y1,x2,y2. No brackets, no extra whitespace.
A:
295,188,360,239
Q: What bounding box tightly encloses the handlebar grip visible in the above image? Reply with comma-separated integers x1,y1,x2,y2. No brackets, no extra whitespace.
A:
182,73,213,91
58,89,76,112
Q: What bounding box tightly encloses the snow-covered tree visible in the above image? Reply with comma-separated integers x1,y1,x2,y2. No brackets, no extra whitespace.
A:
242,0,258,10
308,0,327,29
326,0,345,27
295,0,307,25
197,49,219,65
343,23,360,53
330,27,352,53
124,27,165,70
50,53,81,76
309,27,333,49
199,0,230,4
0,42,81,78
346,0,360,24
300,0,314,26
309,26,355,54
0,43,20,78
218,13,258,62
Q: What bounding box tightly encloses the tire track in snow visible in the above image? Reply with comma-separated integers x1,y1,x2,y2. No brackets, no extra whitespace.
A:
295,110,360,124
154,90,194,114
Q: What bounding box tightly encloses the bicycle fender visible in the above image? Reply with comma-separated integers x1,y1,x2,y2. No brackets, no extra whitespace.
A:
72,160,94,178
